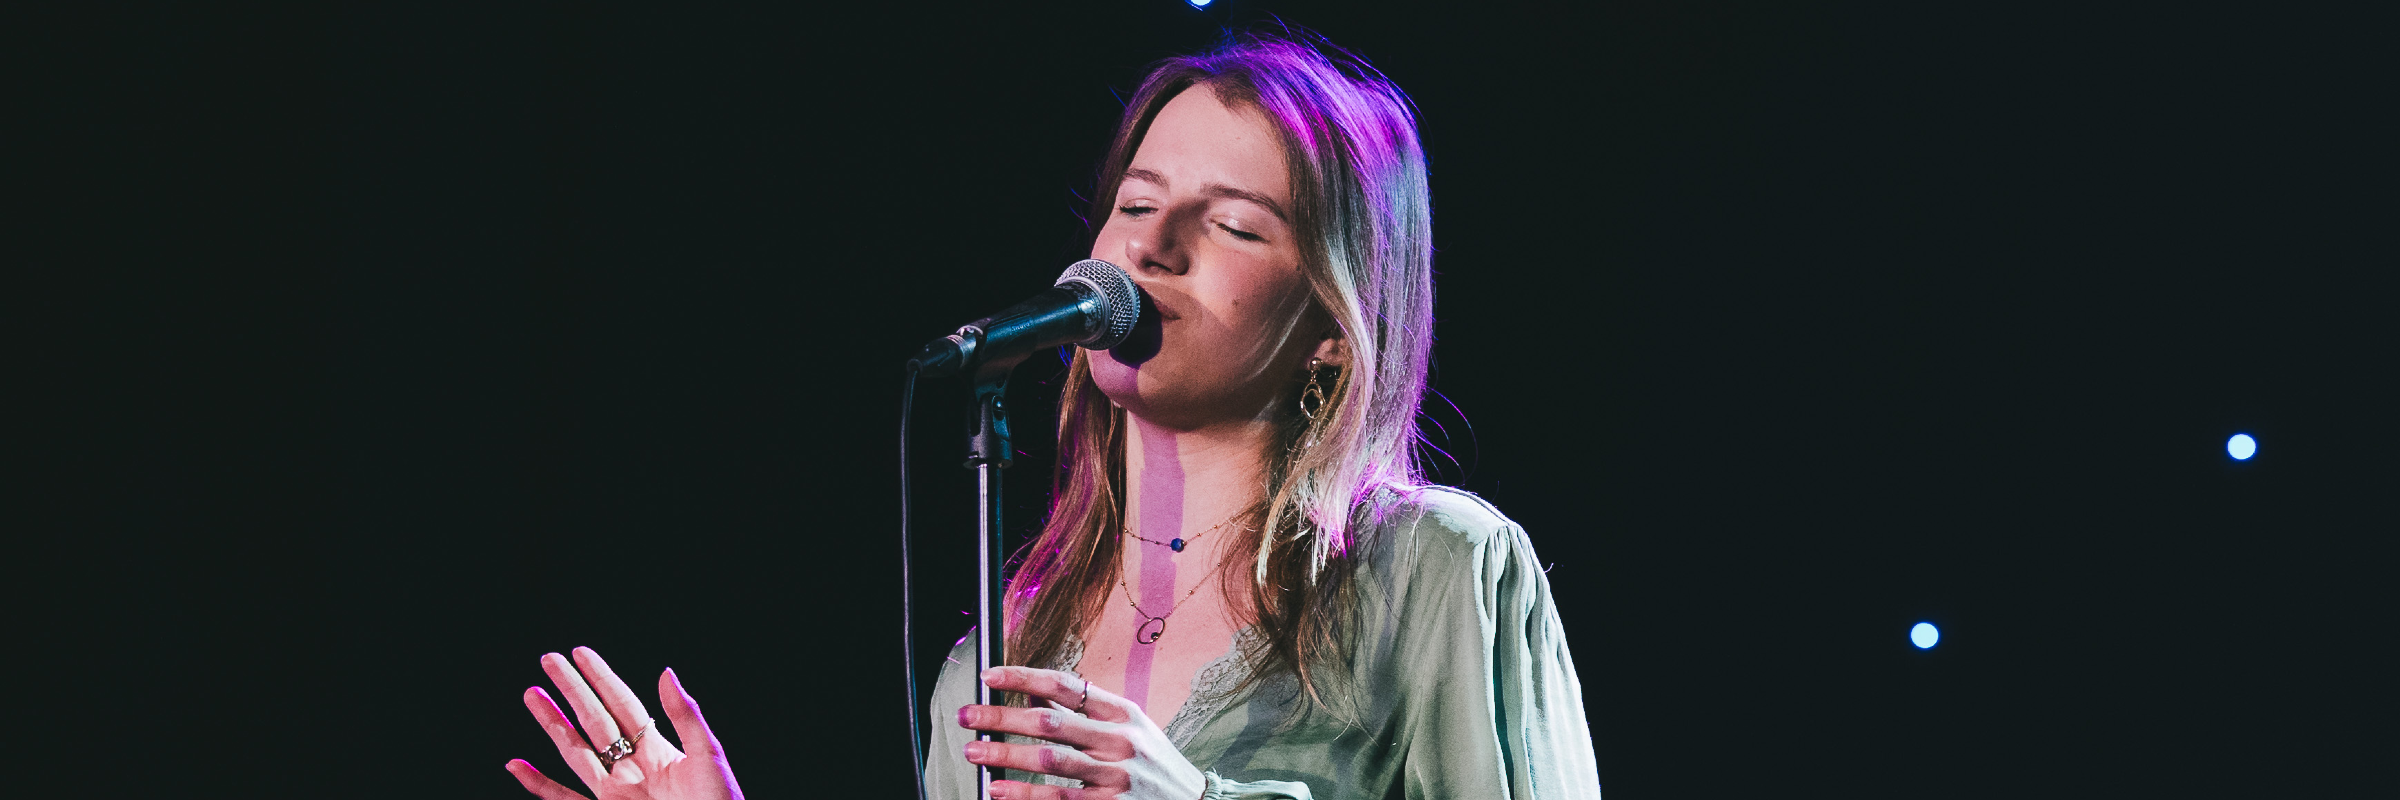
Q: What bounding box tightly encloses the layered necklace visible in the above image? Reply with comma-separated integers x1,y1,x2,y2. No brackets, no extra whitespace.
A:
1116,508,1253,645
1124,507,1247,552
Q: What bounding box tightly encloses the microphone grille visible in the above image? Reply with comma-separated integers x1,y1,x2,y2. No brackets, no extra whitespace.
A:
1054,259,1143,350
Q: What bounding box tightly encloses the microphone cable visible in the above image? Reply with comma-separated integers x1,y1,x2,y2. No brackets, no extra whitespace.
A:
900,362,929,800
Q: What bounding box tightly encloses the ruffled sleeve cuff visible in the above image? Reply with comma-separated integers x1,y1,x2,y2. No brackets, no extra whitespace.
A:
1201,770,1313,800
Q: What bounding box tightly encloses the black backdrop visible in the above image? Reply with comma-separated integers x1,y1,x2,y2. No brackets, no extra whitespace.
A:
26,1,2390,798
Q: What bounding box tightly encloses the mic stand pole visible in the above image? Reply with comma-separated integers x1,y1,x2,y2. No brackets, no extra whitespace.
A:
963,369,1013,800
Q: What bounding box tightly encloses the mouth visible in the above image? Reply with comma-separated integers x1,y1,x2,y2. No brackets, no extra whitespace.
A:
1143,288,1185,322
1108,287,1167,365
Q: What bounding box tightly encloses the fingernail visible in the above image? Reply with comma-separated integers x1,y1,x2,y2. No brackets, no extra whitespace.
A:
965,742,989,759
988,784,1012,799
957,707,974,726
981,668,1003,683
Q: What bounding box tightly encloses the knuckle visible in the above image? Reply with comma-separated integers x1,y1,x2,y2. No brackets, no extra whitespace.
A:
1038,744,1078,774
1035,708,1063,735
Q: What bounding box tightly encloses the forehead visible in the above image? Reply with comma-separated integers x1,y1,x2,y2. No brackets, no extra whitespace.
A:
1128,87,1292,203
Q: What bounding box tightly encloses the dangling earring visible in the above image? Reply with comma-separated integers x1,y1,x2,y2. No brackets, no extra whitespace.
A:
1295,357,1332,452
1297,357,1329,418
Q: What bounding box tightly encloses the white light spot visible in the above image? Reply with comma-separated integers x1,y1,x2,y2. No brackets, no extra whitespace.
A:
1189,0,1212,7
1910,622,1940,649
2228,433,2256,461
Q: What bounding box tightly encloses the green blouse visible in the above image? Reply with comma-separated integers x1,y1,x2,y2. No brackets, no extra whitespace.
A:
926,487,1603,799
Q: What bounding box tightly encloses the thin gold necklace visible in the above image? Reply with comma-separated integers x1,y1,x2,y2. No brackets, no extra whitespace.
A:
1123,507,1250,553
1116,524,1247,645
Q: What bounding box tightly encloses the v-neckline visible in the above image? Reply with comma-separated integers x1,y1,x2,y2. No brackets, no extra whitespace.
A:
1057,626,1260,749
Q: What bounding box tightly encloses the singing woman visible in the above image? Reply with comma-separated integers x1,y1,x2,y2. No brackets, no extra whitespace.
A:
504,31,1601,800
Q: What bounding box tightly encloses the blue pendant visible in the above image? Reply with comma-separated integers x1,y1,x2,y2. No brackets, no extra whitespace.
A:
1170,538,1185,552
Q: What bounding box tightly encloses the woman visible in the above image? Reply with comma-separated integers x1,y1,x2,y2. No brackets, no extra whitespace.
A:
505,32,1600,800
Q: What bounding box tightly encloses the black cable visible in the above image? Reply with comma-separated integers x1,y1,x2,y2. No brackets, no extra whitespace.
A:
901,363,928,800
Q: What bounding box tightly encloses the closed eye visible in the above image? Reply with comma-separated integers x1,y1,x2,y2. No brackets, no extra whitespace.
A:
1218,222,1264,242
1117,205,1156,217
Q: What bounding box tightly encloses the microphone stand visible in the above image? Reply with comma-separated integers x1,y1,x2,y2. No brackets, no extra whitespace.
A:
911,259,1135,799
963,360,1015,800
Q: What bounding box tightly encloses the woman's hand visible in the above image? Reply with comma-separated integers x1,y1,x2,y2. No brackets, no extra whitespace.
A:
505,647,744,800
959,666,1207,800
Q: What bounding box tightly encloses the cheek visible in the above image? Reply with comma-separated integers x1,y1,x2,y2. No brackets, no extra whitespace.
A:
1088,219,1129,261
1215,271,1312,352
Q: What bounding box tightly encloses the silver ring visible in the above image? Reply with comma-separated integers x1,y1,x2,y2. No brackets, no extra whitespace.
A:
595,719,655,770
1075,677,1092,715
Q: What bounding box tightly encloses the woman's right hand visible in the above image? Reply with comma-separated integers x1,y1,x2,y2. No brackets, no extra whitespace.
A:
505,647,744,800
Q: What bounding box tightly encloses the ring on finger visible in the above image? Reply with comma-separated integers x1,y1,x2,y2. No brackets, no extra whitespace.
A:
595,718,656,770
1075,676,1092,716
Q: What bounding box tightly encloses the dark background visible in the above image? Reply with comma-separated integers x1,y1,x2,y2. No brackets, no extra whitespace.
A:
25,1,2391,797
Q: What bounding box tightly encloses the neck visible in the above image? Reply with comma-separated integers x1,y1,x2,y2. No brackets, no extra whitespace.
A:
1123,414,1271,554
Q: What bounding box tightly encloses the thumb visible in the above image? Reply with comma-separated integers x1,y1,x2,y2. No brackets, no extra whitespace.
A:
660,667,726,761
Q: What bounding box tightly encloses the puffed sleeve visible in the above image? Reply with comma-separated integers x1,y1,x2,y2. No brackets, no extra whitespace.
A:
1387,493,1603,800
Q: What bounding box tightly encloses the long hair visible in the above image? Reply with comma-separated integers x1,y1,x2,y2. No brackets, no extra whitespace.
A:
1005,30,1435,717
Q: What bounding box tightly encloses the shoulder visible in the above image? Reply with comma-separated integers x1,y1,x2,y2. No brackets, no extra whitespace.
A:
933,628,979,690
1348,486,1559,640
1360,485,1537,569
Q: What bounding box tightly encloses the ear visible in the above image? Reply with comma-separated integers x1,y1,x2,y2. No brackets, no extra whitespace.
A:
1308,329,1349,368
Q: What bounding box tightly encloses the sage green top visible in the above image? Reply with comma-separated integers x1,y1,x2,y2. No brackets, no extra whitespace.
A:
925,487,1603,799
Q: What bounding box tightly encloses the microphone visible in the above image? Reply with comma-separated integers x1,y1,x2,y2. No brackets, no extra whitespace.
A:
908,259,1143,379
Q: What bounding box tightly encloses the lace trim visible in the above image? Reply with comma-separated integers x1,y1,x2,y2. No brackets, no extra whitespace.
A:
1050,627,1260,750
1052,635,1086,678
1162,626,1260,747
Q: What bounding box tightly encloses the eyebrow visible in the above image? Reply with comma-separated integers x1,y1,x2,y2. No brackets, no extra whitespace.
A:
1122,167,1289,222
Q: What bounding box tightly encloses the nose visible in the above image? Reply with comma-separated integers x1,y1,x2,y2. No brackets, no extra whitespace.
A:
1119,207,1194,278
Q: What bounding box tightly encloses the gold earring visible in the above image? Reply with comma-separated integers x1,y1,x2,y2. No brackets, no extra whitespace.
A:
1297,358,1329,419
1292,360,1331,455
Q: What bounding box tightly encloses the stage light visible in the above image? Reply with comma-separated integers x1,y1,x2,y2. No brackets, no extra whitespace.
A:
2228,433,2256,461
1189,0,1212,7
1910,622,1939,650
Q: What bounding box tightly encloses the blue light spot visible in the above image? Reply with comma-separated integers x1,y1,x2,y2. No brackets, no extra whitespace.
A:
1910,622,1940,649
1189,0,1212,7
2228,433,2256,461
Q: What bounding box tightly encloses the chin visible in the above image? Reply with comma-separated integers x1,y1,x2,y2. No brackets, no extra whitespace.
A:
1090,354,1179,416
1090,355,1202,427
1089,355,1142,407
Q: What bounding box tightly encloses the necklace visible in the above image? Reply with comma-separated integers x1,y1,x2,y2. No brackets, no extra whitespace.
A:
1124,507,1251,553
1116,528,1246,645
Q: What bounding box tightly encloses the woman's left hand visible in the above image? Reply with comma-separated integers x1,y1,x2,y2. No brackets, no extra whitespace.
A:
958,666,1207,800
